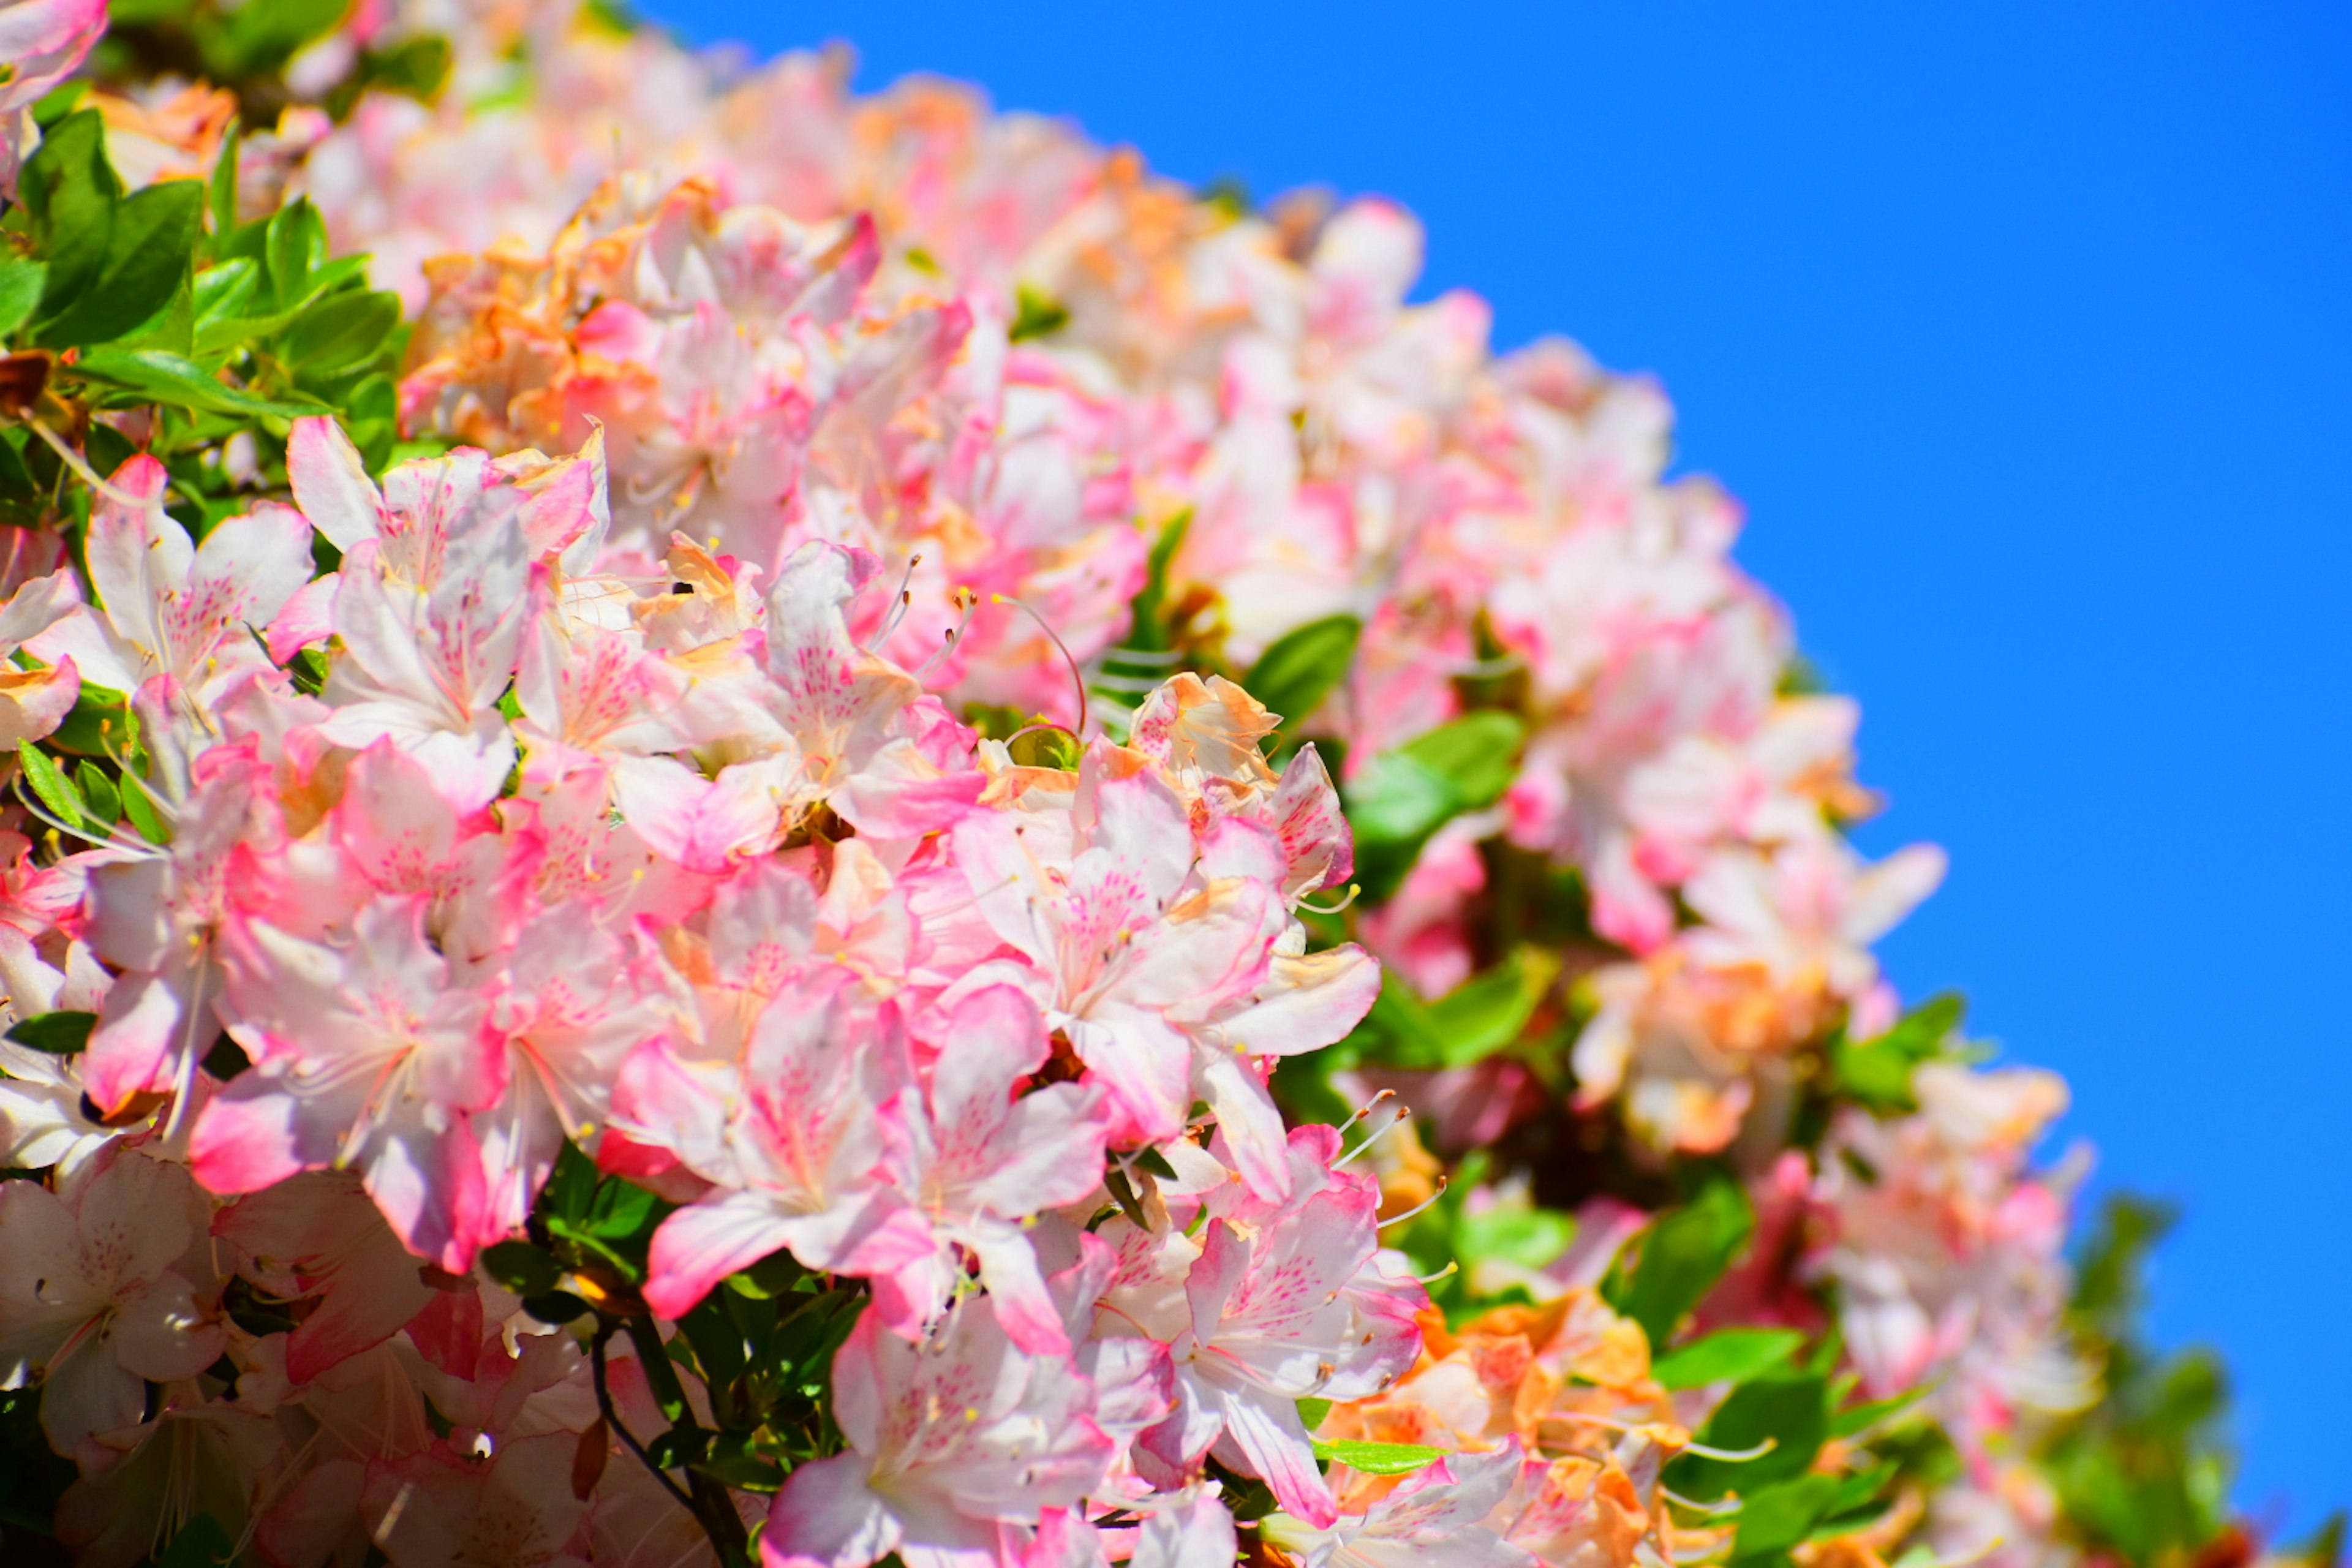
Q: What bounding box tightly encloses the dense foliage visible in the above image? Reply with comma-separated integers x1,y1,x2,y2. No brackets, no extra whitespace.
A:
0,4,2331,1567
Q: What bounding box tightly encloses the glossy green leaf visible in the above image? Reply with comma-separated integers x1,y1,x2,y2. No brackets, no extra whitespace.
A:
1458,1202,1576,1272
1345,748,1456,848
29,78,89,129
37,178,203,348
1830,1381,1929,1438
43,681,131,757
119,772,172,846
0,258,47,339
520,1290,592,1325
281,288,402,374
1344,710,1526,899
206,121,241,254
363,34,455,104
1832,992,1964,1112
193,257,262,324
72,761,120,826
1009,284,1070,341
70,348,326,418
1244,614,1360,739
480,1240,564,1297
16,743,86,832
155,1513,234,1568
1604,1177,1755,1347
202,0,347,76
1666,1372,1831,1500
1311,1438,1447,1476
1654,1327,1807,1390
266,198,329,311
1119,509,1193,654
723,1249,807,1300
1400,709,1525,810
5,1011,96,1056
1730,1472,1842,1560
19,111,118,315
1425,949,1555,1068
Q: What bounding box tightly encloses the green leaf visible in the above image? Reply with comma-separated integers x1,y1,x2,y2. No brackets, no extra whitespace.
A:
1311,1438,1447,1476
1344,748,1455,848
1604,1177,1755,1347
724,1248,807,1300
1009,284,1070,342
1400,710,1525,810
521,1290,592,1325
119,772,172,845
72,761,120,826
207,122,242,254
692,1443,785,1493
69,348,327,418
1295,1396,1333,1433
43,680,131,757
1122,509,1193,654
1831,992,1965,1112
679,1292,750,1388
1243,614,1360,742
194,257,263,325
480,1240,564,1297
1343,711,1526,900
1830,1381,1930,1438
1458,1203,1577,1272
200,0,348,76
36,179,204,349
1807,1461,1900,1537
5,1011,96,1056
1666,1373,1831,1500
281,289,401,374
29,78,89,130
1006,725,1082,770
1730,1473,1843,1560
364,35,455,103
19,111,119,315
1423,949,1555,1068
1654,1327,1806,1390
154,1513,235,1568
0,257,47,339
16,743,87,832
266,198,330,311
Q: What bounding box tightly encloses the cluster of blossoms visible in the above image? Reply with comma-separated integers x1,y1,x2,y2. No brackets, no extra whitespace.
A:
287,2,1954,1164
0,2,2304,1567
0,402,1432,1562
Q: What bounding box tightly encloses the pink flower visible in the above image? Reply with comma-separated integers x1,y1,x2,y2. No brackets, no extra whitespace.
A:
301,435,542,813
872,984,1108,1355
1115,1132,1425,1529
637,976,931,1319
79,739,282,1120
26,455,311,709
193,897,503,1272
0,1149,227,1458
211,1170,438,1384
960,738,1378,1200
763,1295,1114,1568
0,0,105,190
1264,1441,1534,1568
0,565,83,749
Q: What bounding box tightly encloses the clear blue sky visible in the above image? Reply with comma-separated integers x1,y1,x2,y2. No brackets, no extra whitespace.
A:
647,0,2351,1525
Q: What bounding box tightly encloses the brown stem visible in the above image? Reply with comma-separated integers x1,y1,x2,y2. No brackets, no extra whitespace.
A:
588,1319,694,1513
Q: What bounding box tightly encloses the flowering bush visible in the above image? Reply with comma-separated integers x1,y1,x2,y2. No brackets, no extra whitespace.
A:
0,5,2328,1568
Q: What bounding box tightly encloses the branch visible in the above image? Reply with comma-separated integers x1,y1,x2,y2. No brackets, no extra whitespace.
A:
588,1317,693,1512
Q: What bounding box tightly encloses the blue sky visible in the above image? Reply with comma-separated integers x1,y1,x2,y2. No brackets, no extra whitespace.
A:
647,0,2352,1524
